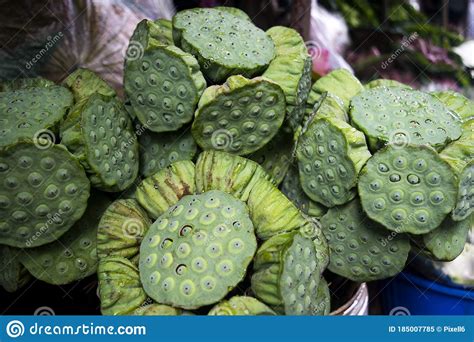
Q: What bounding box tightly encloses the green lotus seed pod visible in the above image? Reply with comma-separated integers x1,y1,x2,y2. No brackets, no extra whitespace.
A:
192,75,286,155
307,69,363,111
0,77,55,91
126,19,174,61
135,160,196,220
213,6,251,21
415,215,472,261
350,87,463,150
124,42,206,132
61,89,139,192
97,199,152,260
0,85,73,148
132,304,184,316
139,127,197,178
249,127,293,185
305,92,348,123
63,68,116,103
313,278,331,315
439,120,474,176
321,199,410,281
297,117,371,207
251,228,325,315
358,145,458,234
195,150,271,202
0,245,31,292
365,79,411,89
0,141,90,247
172,8,275,82
139,190,257,309
209,296,276,315
247,177,308,240
263,26,312,130
98,256,147,315
19,192,110,285
452,161,473,221
281,166,328,218
432,90,474,122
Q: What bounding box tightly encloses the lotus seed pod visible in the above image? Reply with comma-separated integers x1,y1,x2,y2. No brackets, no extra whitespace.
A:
452,161,473,221
350,87,463,150
124,42,206,133
251,229,325,315
296,117,371,207
415,215,472,261
0,245,31,292
281,166,328,218
192,75,286,155
60,90,139,192
365,79,411,89
97,199,152,260
172,8,275,82
0,85,73,148
313,278,330,315
139,190,257,309
135,160,196,219
249,127,294,185
321,199,410,282
305,92,348,123
0,77,55,91
247,177,308,240
358,145,457,234
307,69,363,111
213,6,251,21
132,304,184,316
439,120,474,176
0,141,90,247
63,68,116,103
262,26,312,130
126,19,174,62
139,127,197,178
208,296,276,315
195,150,271,202
98,256,147,315
432,90,474,122
19,192,110,285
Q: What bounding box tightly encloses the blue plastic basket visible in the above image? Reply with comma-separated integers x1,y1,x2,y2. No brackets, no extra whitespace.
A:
381,271,474,315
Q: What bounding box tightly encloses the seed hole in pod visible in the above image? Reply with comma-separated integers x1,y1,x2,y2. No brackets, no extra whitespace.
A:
179,225,193,237
161,238,173,249
232,221,241,230
176,264,187,275
389,174,401,182
378,163,389,173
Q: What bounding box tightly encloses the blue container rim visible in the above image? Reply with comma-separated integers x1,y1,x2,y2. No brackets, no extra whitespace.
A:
401,271,474,301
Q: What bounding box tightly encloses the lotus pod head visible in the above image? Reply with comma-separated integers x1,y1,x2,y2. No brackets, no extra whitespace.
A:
414,215,472,261
63,68,116,103
133,304,185,316
61,71,139,192
307,69,363,111
350,87,463,150
192,75,286,155
452,161,473,221
0,245,31,292
97,198,151,261
124,41,206,133
296,117,371,207
365,79,411,90
172,8,275,82
139,190,257,309
321,199,410,282
304,91,348,124
439,119,474,176
263,26,312,130
98,256,147,315
208,296,276,315
213,6,251,21
139,127,197,178
19,191,111,285
0,141,90,248
0,77,55,91
358,144,457,234
0,85,73,148
432,90,474,122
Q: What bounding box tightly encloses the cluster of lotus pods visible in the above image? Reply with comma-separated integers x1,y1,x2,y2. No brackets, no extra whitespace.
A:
1,6,472,316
